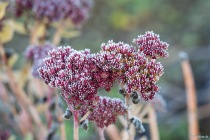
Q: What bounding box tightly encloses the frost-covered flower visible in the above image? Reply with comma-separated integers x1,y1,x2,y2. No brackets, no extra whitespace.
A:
79,96,126,128
15,0,93,25
24,43,56,78
133,31,169,59
33,0,70,22
38,31,169,128
99,40,164,100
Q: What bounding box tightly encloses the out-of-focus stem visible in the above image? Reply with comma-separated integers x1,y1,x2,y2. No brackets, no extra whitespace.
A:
79,110,91,123
0,43,6,65
0,80,29,136
54,90,66,140
7,65,46,132
30,21,39,45
98,127,105,140
34,78,45,97
18,62,31,90
139,104,150,118
30,20,48,45
105,124,121,140
124,93,132,140
60,122,67,140
125,93,131,128
47,87,54,128
73,110,79,140
0,43,47,139
53,22,63,46
180,52,199,139
148,106,159,140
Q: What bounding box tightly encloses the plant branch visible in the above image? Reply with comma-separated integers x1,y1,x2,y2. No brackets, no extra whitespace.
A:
0,43,47,139
98,127,105,140
148,106,159,140
53,22,64,46
180,52,199,139
73,110,79,140
125,93,131,129
105,124,121,140
79,110,91,123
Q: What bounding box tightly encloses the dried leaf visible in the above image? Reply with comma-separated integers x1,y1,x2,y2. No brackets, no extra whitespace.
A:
0,2,8,20
8,53,19,68
13,21,28,35
18,63,30,89
24,132,34,140
0,21,14,43
51,19,74,29
36,23,46,38
61,30,80,39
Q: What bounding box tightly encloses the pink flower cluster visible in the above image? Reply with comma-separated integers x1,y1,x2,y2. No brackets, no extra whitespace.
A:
15,0,93,24
133,31,169,59
38,31,169,127
0,128,10,140
99,40,164,100
25,43,56,78
79,96,126,127
15,0,33,16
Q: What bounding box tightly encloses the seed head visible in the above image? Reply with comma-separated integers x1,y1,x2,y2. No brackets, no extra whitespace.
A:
130,117,145,133
80,119,89,131
38,31,169,128
63,108,72,120
130,91,139,100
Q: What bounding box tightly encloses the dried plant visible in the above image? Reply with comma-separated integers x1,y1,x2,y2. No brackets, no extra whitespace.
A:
38,31,169,139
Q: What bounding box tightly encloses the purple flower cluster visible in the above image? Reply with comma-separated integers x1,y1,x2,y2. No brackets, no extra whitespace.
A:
99,40,164,100
0,128,10,140
15,0,93,24
79,97,126,127
133,31,169,59
25,43,56,78
15,0,33,17
38,31,169,127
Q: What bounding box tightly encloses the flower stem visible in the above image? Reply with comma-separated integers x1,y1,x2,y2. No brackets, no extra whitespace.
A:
124,93,132,140
53,22,63,46
148,106,159,140
73,111,79,140
180,52,199,139
0,43,47,139
79,110,91,123
125,93,131,129
98,127,105,140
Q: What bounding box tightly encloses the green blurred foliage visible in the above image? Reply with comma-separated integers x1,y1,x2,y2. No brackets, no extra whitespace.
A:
159,118,188,140
65,119,95,140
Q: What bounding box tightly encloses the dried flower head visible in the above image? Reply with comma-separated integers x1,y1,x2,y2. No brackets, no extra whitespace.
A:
130,117,145,133
79,97,126,128
133,31,169,59
99,40,164,100
33,0,70,22
63,108,72,120
15,0,34,16
80,119,89,131
24,43,56,78
38,31,169,128
15,0,93,25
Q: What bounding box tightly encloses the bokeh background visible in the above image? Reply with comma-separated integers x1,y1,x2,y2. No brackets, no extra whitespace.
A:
1,0,210,139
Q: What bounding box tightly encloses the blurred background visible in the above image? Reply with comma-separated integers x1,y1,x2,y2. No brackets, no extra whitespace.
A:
1,0,210,140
